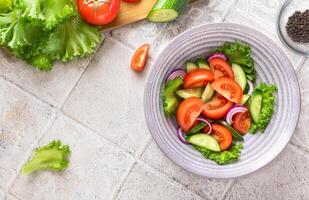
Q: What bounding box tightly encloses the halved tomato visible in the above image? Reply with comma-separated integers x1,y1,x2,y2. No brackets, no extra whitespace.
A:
211,77,243,104
176,97,205,132
232,111,251,134
211,124,233,151
202,93,233,120
183,69,214,89
209,58,234,80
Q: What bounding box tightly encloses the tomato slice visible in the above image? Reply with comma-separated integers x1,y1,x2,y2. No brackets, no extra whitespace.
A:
232,111,251,134
131,44,150,72
202,93,233,120
77,0,120,26
123,0,140,2
183,69,214,89
211,77,243,104
176,97,205,132
209,58,234,80
211,124,232,151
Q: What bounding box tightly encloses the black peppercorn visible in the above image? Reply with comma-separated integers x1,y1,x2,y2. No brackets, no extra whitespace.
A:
286,9,309,43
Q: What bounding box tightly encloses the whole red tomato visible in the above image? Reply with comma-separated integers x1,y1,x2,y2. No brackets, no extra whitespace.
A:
77,0,121,26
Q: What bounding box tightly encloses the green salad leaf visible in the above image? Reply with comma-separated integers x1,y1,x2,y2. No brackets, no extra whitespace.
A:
21,140,71,175
21,0,75,30
162,77,183,116
213,42,256,81
0,0,101,71
249,83,277,133
194,143,243,165
0,0,13,13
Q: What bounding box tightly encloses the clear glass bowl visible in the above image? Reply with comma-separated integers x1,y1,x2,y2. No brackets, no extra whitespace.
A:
277,0,309,55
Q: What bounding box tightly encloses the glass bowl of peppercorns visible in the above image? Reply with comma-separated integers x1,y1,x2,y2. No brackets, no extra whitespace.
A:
277,0,309,55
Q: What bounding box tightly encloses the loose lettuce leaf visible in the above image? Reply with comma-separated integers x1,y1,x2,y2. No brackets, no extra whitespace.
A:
213,42,256,81
44,16,101,62
0,0,13,13
249,83,277,133
21,140,71,175
21,0,75,30
161,77,183,116
194,143,243,165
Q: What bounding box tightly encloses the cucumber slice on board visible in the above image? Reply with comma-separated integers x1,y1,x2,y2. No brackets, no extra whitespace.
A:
201,83,215,102
232,63,247,91
147,0,188,23
176,88,203,99
186,62,198,72
187,134,221,152
196,59,210,70
250,94,262,123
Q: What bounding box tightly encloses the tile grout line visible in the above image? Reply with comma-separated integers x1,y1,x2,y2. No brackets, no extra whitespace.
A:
59,38,106,110
109,161,138,200
296,57,308,74
5,111,58,196
221,0,238,22
135,159,206,200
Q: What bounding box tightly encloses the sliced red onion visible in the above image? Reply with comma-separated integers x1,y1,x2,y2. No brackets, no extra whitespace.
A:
207,52,228,63
247,80,254,95
226,106,247,125
166,69,186,82
177,127,189,144
196,117,212,134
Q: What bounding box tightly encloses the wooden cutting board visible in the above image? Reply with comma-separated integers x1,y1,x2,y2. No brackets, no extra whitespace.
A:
104,0,196,30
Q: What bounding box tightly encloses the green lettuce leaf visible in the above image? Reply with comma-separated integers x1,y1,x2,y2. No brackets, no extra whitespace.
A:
21,140,71,175
161,77,183,116
0,0,13,13
44,16,101,62
21,0,75,30
194,143,243,165
249,83,277,133
213,42,256,81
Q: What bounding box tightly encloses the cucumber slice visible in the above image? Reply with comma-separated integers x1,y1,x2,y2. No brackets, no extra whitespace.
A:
201,83,215,102
147,0,188,23
186,122,207,137
186,62,198,72
196,59,210,70
218,120,244,141
250,94,262,123
241,94,250,105
176,88,203,99
187,134,220,152
232,63,247,91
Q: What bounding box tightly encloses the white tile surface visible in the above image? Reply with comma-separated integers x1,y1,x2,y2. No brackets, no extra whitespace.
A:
63,37,151,155
0,78,54,190
10,114,134,200
115,163,203,200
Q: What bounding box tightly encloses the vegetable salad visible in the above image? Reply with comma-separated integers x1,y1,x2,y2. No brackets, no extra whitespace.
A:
161,42,277,165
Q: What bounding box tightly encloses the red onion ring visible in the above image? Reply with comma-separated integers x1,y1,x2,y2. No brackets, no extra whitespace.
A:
225,106,247,125
177,127,189,144
247,80,254,95
196,117,212,134
207,53,228,63
166,69,186,83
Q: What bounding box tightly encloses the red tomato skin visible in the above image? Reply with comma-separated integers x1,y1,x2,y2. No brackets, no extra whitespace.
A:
202,94,233,120
232,111,251,134
211,77,243,104
209,58,234,80
211,124,233,151
77,0,120,26
183,69,214,89
123,0,140,2
131,44,150,72
176,97,205,132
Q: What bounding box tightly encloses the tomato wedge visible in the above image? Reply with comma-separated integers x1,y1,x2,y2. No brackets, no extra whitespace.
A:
183,69,214,89
202,93,233,120
77,0,120,26
211,77,243,104
211,124,232,151
209,58,234,80
176,97,205,132
131,44,150,72
232,111,251,134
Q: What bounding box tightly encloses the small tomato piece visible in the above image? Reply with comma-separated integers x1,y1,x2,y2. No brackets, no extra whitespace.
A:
131,44,150,72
